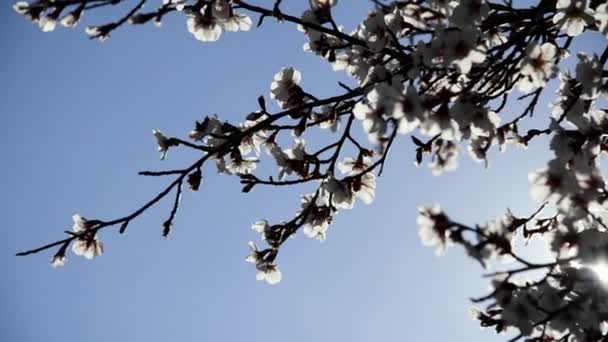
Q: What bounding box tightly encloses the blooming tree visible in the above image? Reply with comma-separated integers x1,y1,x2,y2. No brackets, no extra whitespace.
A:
12,0,608,340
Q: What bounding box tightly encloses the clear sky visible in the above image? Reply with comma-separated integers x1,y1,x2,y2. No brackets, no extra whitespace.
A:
1,2,606,342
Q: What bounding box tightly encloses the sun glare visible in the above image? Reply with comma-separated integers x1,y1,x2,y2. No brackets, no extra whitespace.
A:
590,262,608,284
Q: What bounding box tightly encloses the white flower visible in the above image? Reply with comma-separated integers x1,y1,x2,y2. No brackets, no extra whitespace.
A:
300,194,332,241
321,170,376,209
60,12,81,28
401,4,436,30
467,135,492,165
13,2,30,15
322,174,355,209
256,263,282,285
517,43,559,93
189,116,223,141
429,139,459,175
596,4,608,37
267,139,307,180
226,156,258,175
85,25,110,42
315,105,341,132
39,15,57,32
303,222,328,241
187,7,223,42
356,10,389,52
222,12,252,32
238,117,268,156
353,172,376,205
338,157,371,175
575,53,603,100
551,72,587,125
482,25,507,48
213,0,252,32
51,254,67,268
425,28,486,74
417,204,451,255
163,0,186,11
285,139,307,161
72,236,104,260
419,106,460,140
309,0,338,10
270,67,305,109
246,242,282,285
72,213,91,233
353,84,396,142
69,213,104,259
553,0,595,37
245,241,261,264
529,160,575,205
427,73,470,96
153,129,171,160
331,45,371,82
251,220,269,234
393,85,422,134
450,100,500,137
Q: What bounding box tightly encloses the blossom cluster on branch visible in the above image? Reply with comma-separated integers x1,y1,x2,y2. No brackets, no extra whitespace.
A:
13,0,608,340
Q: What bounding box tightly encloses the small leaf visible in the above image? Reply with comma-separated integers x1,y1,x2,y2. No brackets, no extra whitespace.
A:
162,220,172,238
411,136,425,147
119,221,129,234
242,182,255,193
415,149,423,165
246,111,264,121
258,95,267,112
187,168,202,191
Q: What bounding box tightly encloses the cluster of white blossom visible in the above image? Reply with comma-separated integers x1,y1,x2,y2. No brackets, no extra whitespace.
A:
13,0,251,42
14,0,608,340
185,0,252,42
50,214,104,267
414,31,608,337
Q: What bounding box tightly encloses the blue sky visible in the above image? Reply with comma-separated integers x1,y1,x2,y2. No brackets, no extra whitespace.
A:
1,2,606,342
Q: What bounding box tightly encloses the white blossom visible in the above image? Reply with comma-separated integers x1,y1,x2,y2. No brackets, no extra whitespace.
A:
85,26,110,42
270,67,305,109
356,10,389,52
212,0,252,32
321,174,355,210
300,194,331,241
419,106,460,141
575,53,603,100
417,204,451,255
72,236,104,260
553,0,595,37
187,7,223,42
429,139,459,175
60,11,82,28
39,15,57,32
424,28,486,74
246,241,282,285
596,4,608,37
255,263,282,285
517,43,559,93
51,254,67,268
251,220,269,235
393,85,422,134
153,129,171,160
226,156,258,175
13,2,30,15
338,157,371,175
71,213,90,233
